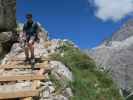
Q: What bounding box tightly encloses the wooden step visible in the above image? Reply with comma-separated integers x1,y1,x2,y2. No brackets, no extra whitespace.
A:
10,57,51,62
21,68,46,100
0,90,39,99
0,64,47,69
0,62,49,69
0,74,45,81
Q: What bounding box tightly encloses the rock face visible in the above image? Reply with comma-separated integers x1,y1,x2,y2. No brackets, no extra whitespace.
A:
84,19,133,92
0,0,16,31
0,0,16,59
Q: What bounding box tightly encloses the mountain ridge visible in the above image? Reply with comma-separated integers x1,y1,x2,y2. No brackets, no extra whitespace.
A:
84,18,133,99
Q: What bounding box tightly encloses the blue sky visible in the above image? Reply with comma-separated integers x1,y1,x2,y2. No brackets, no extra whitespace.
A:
16,0,132,48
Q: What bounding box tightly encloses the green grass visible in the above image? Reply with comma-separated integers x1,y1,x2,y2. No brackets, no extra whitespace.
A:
49,73,63,92
51,41,124,100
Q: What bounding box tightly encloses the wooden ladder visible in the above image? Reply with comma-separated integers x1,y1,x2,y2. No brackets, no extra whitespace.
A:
0,60,49,100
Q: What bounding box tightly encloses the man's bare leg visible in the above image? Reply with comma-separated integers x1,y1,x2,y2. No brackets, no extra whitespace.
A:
24,45,29,62
29,43,34,59
29,36,35,59
29,41,35,70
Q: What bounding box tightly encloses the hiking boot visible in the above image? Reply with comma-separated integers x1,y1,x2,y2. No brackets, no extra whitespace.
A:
30,57,35,64
30,57,35,70
24,57,30,64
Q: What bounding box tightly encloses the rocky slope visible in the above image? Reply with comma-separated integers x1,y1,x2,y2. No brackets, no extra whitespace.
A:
0,25,73,100
84,19,133,96
0,23,123,100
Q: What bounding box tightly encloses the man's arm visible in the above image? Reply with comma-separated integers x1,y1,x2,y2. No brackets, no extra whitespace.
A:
22,24,27,39
35,23,41,38
36,23,41,33
23,24,26,34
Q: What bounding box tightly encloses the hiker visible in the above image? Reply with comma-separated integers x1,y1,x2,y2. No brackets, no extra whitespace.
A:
23,13,40,63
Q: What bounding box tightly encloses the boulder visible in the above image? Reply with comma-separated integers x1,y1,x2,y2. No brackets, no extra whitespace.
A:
0,32,16,59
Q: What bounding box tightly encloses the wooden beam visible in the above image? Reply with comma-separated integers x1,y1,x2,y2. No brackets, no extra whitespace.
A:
10,58,51,62
0,90,39,99
32,68,45,90
21,63,47,100
0,64,31,69
0,62,48,69
20,97,32,100
0,75,45,81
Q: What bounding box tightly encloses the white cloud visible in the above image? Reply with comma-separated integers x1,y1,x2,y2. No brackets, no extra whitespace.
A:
89,0,133,21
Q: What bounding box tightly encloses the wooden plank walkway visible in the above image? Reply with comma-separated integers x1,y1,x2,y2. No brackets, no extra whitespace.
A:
0,62,48,69
0,74,45,81
0,90,39,99
0,60,49,99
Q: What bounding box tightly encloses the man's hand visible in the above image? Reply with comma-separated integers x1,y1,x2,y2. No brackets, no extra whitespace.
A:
19,32,26,48
20,32,26,40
